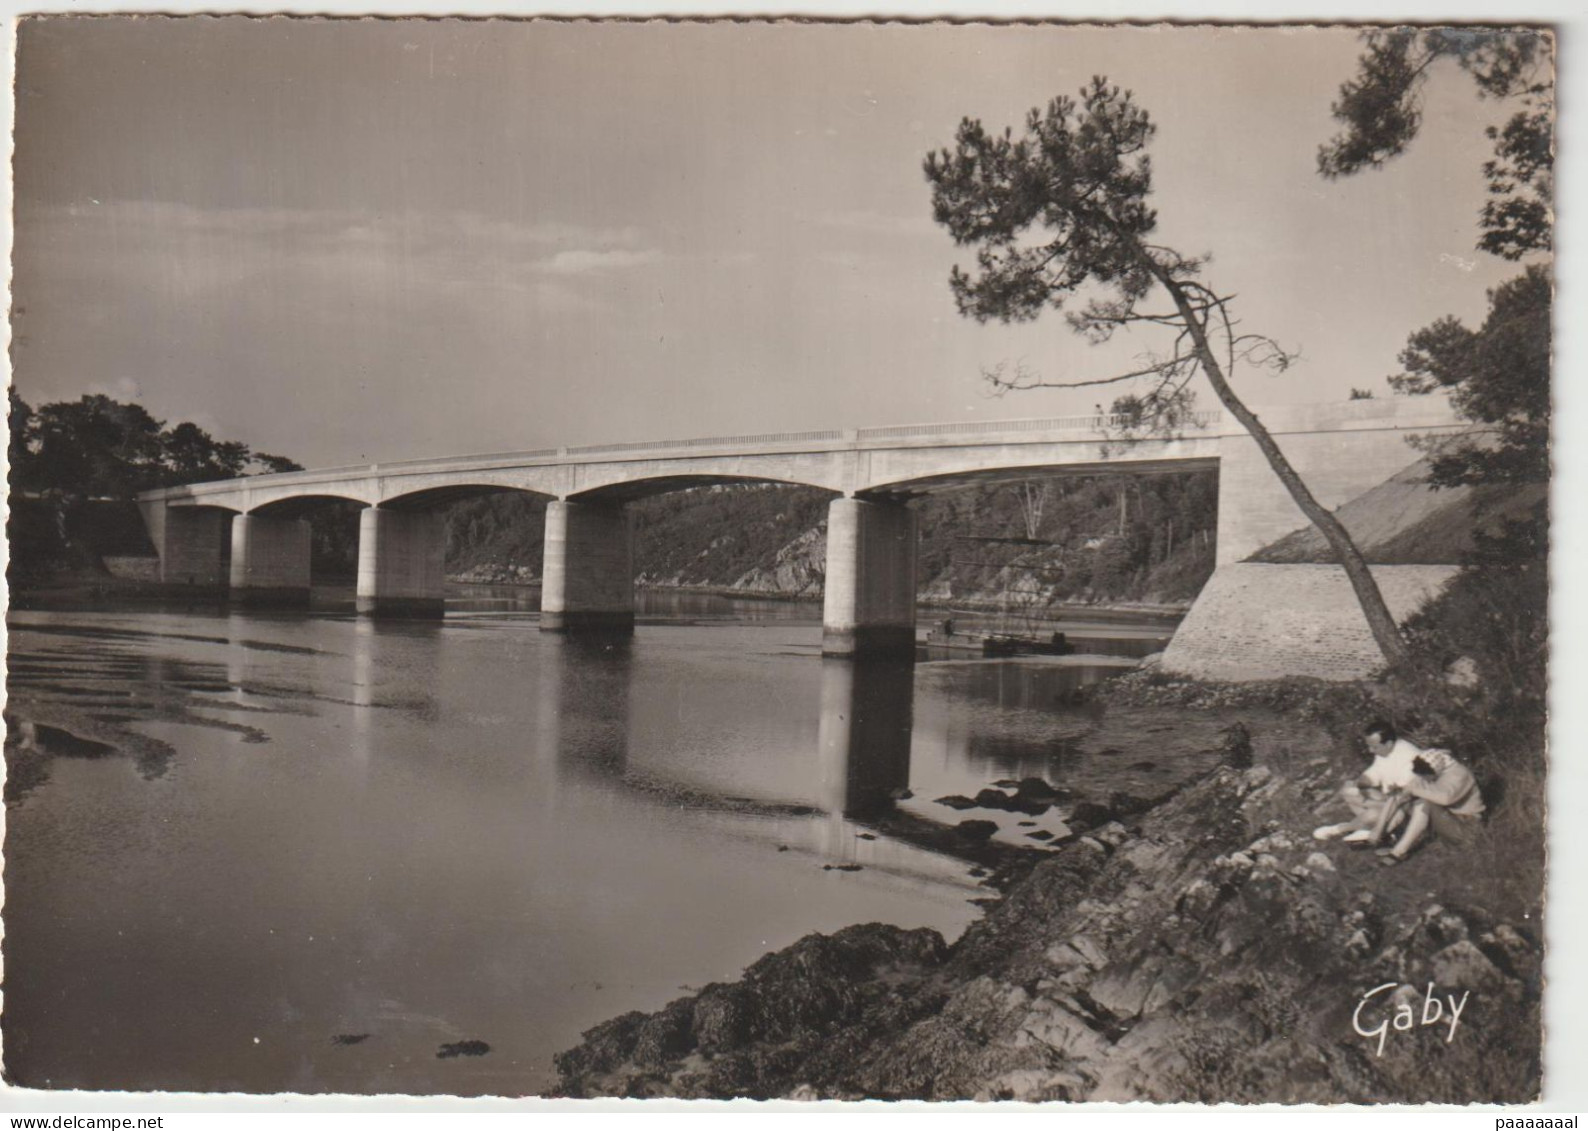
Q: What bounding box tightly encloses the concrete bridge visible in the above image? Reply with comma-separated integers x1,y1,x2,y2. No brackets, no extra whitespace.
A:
136,397,1465,658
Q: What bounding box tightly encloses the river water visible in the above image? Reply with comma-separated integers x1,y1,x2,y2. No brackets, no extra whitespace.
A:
3,592,1213,1096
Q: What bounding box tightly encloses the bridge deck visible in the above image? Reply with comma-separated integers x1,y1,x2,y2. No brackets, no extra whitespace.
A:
139,410,1225,504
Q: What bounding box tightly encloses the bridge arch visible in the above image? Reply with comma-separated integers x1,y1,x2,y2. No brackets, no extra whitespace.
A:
851,435,1222,499
570,473,841,505
858,455,1222,501
562,454,849,500
249,493,370,518
229,479,382,513
379,482,555,512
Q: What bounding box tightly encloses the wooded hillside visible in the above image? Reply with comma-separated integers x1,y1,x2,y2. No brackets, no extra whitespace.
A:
445,471,1219,608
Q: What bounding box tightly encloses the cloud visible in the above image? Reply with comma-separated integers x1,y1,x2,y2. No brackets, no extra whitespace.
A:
13,199,667,308
537,247,664,275
84,375,148,402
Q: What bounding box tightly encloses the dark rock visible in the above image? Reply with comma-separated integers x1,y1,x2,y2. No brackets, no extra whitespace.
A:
1067,801,1117,832
553,1011,648,1081
1013,777,1068,806
1025,829,1055,841
934,794,979,811
970,784,1056,816
691,987,751,1052
436,1040,491,1059
633,1001,695,1066
1478,923,1540,984
856,833,877,841
955,819,999,842
823,863,864,872
1106,790,1158,818
1018,820,1037,827
1219,721,1254,770
555,921,953,1096
330,1033,370,1046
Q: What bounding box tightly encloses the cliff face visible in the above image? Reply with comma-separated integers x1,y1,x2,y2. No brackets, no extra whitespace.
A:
553,748,1540,1103
726,525,826,598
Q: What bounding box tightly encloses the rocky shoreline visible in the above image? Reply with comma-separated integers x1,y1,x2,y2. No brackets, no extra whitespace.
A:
447,573,1190,618
552,712,1541,1103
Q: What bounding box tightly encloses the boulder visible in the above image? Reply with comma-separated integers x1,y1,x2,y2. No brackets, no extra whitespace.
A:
1067,801,1117,831
955,819,999,842
934,794,979,811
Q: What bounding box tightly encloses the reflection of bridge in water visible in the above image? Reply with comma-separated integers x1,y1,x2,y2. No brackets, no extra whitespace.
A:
137,399,1463,660
530,637,915,821
522,636,1129,834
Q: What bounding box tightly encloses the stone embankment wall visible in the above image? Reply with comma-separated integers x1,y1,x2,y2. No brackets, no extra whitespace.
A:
1160,562,1459,681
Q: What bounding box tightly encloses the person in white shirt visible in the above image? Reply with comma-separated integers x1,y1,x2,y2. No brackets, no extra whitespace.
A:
1371,743,1485,864
1312,720,1422,844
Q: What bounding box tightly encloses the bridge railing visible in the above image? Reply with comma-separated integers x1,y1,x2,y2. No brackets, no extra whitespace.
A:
855,410,1220,441
376,447,563,469
566,429,846,455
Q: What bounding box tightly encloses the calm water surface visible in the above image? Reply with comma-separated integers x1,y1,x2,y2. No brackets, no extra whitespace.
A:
3,593,1204,1096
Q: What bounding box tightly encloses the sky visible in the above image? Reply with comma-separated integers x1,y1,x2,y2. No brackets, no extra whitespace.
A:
12,17,1537,468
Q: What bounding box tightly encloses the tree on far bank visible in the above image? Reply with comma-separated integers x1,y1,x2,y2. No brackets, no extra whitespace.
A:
9,387,36,483
251,452,305,474
162,420,252,484
923,77,1411,665
23,393,167,498
9,391,305,498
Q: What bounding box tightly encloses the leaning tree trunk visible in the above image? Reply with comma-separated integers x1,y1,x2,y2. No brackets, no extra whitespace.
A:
1149,264,1412,668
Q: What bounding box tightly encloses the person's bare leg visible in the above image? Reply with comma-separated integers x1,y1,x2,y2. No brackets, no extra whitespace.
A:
1318,783,1399,841
1367,791,1408,846
1341,782,1375,823
1381,799,1430,859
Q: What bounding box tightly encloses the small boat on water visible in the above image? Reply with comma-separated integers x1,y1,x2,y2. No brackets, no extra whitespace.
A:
981,632,1072,657
924,619,1074,657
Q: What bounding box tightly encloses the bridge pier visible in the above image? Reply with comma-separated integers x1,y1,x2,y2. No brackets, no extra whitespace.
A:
356,508,446,618
229,515,311,607
136,501,231,588
540,500,635,634
822,497,917,659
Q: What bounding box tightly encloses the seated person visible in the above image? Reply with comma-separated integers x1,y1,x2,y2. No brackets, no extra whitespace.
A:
1373,745,1485,864
1313,719,1421,844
